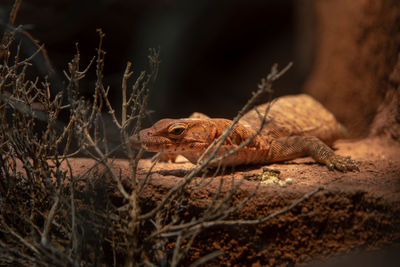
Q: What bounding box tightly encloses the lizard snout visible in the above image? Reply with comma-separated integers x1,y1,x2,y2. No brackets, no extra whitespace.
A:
130,128,168,152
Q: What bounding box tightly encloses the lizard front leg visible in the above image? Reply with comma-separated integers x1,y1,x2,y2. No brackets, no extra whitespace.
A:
268,136,359,171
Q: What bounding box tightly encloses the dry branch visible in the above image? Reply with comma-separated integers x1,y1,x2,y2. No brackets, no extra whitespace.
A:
0,6,321,266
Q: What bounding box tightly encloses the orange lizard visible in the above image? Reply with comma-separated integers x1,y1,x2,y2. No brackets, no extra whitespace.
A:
130,94,359,171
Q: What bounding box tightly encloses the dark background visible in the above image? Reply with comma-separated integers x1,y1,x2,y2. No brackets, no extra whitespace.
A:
1,0,315,126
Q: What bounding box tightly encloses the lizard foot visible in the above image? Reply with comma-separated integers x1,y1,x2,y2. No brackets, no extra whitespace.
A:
325,154,359,172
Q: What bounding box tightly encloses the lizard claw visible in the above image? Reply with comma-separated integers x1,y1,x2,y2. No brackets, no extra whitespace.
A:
325,154,359,172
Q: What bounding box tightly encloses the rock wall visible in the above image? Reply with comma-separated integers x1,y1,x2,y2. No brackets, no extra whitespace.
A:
303,0,400,137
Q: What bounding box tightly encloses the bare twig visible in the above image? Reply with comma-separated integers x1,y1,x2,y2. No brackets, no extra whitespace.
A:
1,215,40,255
188,250,224,267
178,186,323,231
138,63,292,222
197,62,292,166
0,7,303,266
40,189,60,246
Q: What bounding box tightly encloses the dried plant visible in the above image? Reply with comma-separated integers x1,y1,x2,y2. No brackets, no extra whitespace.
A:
0,2,322,266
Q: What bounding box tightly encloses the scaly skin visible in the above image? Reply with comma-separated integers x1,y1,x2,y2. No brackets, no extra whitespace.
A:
130,94,359,171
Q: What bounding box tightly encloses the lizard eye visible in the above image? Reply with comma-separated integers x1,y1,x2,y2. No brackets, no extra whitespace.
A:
168,123,186,138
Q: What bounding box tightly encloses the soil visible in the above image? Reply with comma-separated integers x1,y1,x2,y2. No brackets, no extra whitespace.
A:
64,136,400,266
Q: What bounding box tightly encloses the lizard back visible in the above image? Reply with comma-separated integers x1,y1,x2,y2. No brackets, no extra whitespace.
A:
240,94,345,145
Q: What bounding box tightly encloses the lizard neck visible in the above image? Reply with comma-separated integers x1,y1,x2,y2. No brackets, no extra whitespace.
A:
181,134,271,166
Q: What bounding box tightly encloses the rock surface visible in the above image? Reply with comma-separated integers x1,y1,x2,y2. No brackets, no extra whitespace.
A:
65,136,400,265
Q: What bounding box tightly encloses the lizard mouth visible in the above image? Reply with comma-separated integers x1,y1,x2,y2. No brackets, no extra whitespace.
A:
130,135,163,151
148,140,209,153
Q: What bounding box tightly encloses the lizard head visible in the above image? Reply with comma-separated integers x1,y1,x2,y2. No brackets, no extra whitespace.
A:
130,118,264,165
130,118,230,154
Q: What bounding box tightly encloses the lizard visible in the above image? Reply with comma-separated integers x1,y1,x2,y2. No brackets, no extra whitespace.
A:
130,94,359,171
